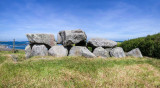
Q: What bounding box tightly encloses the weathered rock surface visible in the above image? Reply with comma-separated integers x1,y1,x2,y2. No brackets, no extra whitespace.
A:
0,45,7,48
105,48,112,53
57,33,62,44
0,45,11,51
49,45,68,57
10,54,18,62
31,45,48,56
57,29,87,46
87,38,117,49
110,47,126,58
25,45,32,59
93,47,110,58
26,34,56,47
127,48,143,57
69,46,96,58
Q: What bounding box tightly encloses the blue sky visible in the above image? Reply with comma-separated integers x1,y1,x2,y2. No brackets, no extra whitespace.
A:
0,0,160,41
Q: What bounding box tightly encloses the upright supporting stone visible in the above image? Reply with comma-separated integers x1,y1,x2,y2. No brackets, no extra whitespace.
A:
49,45,68,57
93,47,110,58
69,46,96,58
110,47,126,58
31,45,48,56
127,48,143,57
25,45,32,59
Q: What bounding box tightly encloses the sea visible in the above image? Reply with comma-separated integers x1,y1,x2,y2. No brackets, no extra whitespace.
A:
0,41,29,50
0,41,123,50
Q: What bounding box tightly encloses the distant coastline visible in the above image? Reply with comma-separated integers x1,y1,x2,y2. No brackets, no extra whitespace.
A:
0,41,29,50
0,41,10,42
0,41,123,50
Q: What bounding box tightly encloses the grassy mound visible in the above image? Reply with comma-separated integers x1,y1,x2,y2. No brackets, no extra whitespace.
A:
0,51,160,88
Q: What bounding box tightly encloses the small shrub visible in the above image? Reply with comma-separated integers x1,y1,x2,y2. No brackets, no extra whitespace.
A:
117,42,122,47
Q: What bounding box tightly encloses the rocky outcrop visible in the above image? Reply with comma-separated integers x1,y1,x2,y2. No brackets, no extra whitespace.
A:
87,38,117,49
69,46,96,58
127,48,143,58
25,29,142,59
25,34,57,58
110,47,126,58
93,47,110,58
26,34,56,47
49,45,68,57
0,45,11,51
57,29,87,46
25,45,32,59
31,45,48,56
0,45,7,48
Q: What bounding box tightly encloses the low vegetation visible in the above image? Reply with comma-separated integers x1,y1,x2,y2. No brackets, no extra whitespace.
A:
119,33,160,58
0,51,160,88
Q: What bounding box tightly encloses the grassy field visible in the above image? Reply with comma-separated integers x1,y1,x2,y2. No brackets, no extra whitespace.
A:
0,51,160,88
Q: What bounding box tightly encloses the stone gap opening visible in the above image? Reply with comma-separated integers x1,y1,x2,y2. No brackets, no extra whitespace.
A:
30,43,51,50
75,40,86,46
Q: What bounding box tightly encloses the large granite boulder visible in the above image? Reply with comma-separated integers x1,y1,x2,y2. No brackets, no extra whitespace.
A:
25,45,32,59
57,29,87,46
69,46,96,58
31,45,48,56
87,38,117,49
49,45,68,57
26,34,56,47
93,47,110,58
127,48,143,58
110,47,126,58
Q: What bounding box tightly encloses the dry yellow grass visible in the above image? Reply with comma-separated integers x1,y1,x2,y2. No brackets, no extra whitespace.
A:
0,51,160,88
96,64,160,88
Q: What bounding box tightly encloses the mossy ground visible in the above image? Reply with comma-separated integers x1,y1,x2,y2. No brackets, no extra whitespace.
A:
0,51,160,88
